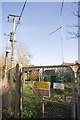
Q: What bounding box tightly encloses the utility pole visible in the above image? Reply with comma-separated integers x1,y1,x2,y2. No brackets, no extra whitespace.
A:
8,14,20,68
4,47,10,79
78,1,80,63
72,62,80,120
60,1,64,64
4,34,11,79
49,1,64,64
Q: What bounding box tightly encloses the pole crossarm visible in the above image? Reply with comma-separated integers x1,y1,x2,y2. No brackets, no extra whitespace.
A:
9,14,20,17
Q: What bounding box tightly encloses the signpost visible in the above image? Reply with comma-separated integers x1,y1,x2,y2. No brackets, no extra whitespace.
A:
72,63,80,119
33,81,50,118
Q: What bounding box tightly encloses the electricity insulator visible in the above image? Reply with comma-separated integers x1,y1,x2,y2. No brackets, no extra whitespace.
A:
7,16,10,22
6,47,11,54
10,32,13,42
19,17,20,20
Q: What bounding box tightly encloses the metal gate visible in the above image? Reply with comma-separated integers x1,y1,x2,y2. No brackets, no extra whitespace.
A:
3,64,80,119
22,64,80,119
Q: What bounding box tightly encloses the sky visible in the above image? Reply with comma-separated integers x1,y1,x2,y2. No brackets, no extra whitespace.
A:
1,2,78,66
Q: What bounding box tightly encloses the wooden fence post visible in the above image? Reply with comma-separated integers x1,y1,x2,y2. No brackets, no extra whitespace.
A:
14,63,23,118
14,64,20,118
19,67,22,118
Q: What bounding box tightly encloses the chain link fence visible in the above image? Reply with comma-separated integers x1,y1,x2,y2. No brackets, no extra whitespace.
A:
2,64,80,119
22,65,79,119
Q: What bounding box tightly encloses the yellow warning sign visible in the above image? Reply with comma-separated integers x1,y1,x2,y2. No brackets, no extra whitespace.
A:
37,82,50,90
33,81,50,97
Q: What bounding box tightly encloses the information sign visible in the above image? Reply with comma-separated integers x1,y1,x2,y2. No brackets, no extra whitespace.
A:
53,83,64,90
33,81,50,97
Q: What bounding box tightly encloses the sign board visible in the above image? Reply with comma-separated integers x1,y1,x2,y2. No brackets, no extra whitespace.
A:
33,81,50,97
53,83,64,90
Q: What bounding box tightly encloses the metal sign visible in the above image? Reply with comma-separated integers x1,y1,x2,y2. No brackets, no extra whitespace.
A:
33,81,50,97
53,83,64,90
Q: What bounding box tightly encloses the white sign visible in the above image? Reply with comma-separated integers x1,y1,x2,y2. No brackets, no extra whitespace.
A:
53,83,64,90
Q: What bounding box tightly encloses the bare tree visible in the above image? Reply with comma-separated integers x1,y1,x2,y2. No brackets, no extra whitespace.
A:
67,2,79,39
15,41,32,67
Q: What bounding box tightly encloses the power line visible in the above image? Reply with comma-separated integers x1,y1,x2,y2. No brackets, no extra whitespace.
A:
49,26,62,36
7,0,27,68
49,1,64,36
15,0,27,31
49,1,64,64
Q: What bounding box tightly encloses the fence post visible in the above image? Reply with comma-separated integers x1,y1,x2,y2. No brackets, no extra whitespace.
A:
14,63,23,118
19,64,23,118
14,64,19,118
72,73,76,119
21,72,24,118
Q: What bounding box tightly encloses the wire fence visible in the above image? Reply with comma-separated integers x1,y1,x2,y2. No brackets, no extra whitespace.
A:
22,65,78,119
2,64,80,119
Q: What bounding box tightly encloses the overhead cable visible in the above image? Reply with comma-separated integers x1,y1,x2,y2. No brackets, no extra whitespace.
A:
49,26,62,36
15,0,27,31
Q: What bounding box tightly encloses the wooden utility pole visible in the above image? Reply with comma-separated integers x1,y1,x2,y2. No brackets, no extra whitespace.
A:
8,14,20,68
9,15,16,68
4,33,11,79
4,51,8,79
